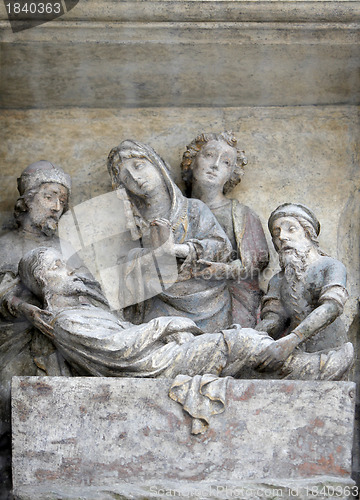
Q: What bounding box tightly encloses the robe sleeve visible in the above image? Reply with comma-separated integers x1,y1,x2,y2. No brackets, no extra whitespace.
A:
178,198,232,263
318,258,348,312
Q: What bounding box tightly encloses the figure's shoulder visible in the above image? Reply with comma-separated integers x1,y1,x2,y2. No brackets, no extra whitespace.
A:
0,230,24,273
314,255,346,273
311,254,347,284
187,197,209,211
0,230,23,256
187,197,219,220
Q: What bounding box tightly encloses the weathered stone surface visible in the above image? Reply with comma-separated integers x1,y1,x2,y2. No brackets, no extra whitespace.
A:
0,106,358,331
12,377,356,499
0,1,359,109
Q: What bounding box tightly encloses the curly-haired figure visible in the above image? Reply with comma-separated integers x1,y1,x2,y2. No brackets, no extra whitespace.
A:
181,132,269,328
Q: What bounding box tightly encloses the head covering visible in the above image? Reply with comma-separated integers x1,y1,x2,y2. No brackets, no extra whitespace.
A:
17,161,71,196
268,203,320,236
108,140,186,232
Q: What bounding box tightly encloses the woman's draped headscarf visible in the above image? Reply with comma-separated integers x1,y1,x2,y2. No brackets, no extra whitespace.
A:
107,140,188,237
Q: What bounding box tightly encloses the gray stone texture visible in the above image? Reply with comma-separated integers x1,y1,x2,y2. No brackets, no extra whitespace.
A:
1,0,359,491
0,1,360,108
12,377,356,499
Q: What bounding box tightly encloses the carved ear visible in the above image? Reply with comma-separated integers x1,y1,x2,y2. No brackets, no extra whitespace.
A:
14,197,28,220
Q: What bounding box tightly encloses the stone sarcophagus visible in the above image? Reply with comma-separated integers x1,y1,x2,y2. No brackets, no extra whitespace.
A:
12,377,356,499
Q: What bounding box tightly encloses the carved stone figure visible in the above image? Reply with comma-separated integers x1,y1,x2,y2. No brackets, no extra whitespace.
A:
255,203,350,371
181,132,269,327
107,140,233,332
18,247,354,382
0,161,74,496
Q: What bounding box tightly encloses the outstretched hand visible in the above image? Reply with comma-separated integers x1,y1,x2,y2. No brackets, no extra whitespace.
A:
255,334,300,372
17,302,55,338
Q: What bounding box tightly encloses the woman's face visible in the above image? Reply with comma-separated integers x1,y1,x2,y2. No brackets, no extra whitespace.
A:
118,156,164,197
192,140,237,190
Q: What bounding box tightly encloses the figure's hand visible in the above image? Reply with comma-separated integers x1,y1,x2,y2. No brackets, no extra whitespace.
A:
174,244,190,259
255,333,300,372
192,259,230,280
150,218,174,248
17,302,54,338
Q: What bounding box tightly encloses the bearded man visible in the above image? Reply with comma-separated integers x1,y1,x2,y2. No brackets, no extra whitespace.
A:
0,161,78,497
255,203,349,372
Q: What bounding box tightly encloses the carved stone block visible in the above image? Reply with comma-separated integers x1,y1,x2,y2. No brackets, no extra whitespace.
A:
12,377,356,499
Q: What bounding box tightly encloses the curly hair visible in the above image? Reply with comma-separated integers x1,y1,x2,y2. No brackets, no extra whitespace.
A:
180,132,248,197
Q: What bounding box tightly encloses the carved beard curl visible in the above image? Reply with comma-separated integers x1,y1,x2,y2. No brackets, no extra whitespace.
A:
279,248,310,281
36,217,59,237
46,275,109,307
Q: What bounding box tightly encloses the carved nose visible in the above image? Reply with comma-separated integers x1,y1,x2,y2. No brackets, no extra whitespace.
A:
52,199,61,211
279,233,289,241
128,169,140,183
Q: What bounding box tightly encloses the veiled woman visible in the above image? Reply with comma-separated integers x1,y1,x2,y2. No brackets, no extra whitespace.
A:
107,140,233,332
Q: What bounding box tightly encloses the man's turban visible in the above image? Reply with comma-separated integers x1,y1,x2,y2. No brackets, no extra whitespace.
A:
268,203,320,236
17,161,71,196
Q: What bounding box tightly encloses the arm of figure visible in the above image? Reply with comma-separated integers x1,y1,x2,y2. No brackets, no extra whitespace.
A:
255,332,301,372
191,259,231,280
291,299,341,344
255,299,341,371
174,244,191,259
255,275,288,339
16,301,54,338
183,199,232,263
191,257,265,281
255,312,286,339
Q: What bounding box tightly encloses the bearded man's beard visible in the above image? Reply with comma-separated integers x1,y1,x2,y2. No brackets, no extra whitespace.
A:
37,216,59,237
279,248,310,281
46,275,110,307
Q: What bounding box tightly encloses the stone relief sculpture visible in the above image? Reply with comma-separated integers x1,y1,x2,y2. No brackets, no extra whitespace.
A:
0,147,356,494
17,246,354,383
181,132,269,327
255,203,351,371
0,161,76,495
107,139,234,332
